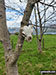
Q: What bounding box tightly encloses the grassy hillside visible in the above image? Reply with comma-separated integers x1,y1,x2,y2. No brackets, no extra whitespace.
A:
0,35,56,75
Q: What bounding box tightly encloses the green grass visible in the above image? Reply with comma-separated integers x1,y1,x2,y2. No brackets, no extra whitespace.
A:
0,35,56,75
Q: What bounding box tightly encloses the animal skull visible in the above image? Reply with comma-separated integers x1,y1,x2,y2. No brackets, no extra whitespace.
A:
22,25,33,42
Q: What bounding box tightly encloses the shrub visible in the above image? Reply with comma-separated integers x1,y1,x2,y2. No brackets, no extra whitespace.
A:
15,32,19,35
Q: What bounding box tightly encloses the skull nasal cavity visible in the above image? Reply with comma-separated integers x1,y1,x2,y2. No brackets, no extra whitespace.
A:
28,37,32,40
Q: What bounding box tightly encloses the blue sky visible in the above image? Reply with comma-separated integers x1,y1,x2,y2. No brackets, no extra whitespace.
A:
5,0,56,28
5,0,27,28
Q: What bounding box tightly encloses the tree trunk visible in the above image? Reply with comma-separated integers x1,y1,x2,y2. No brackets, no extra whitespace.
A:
37,3,42,53
0,0,18,75
38,39,42,53
0,0,40,75
3,40,18,75
5,64,18,75
34,5,42,53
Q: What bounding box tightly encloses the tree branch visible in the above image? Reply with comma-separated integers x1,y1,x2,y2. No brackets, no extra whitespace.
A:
37,3,42,39
10,0,40,65
40,1,56,8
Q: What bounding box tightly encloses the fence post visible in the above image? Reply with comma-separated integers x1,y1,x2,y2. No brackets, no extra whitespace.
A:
43,38,44,49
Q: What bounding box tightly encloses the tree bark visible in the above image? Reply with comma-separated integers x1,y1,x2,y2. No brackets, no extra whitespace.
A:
38,39,42,53
0,0,40,75
10,0,40,65
34,3,42,53
0,0,18,75
37,3,42,53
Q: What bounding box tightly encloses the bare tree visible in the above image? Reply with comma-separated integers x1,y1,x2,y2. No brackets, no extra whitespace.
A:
34,0,56,53
6,0,56,54
0,0,40,75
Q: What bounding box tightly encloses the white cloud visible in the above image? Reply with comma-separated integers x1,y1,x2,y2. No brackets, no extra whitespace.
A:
5,0,26,28
7,15,23,28
5,0,56,28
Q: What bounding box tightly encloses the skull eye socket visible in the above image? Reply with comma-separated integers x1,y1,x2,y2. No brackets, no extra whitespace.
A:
22,33,27,37
28,37,32,40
